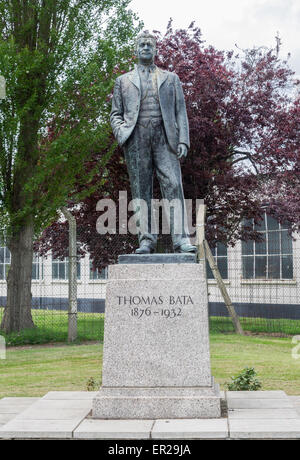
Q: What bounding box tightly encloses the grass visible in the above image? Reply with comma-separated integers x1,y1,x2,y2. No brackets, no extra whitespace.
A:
0,308,299,346
0,308,104,346
0,342,103,398
210,316,300,336
0,333,299,398
210,332,300,395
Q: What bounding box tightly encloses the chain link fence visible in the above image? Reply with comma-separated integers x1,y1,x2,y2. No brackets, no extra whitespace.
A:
0,219,300,344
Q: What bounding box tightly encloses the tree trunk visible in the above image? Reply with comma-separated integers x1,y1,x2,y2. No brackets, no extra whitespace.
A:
0,219,35,333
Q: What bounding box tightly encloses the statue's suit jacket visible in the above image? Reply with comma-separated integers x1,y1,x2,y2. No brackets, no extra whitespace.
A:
110,65,190,153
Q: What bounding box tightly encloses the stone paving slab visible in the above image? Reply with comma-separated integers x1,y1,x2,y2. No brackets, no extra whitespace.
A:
0,397,40,415
14,407,91,421
1,392,300,440
228,408,299,419
289,396,300,402
0,414,18,426
227,390,287,399
42,392,97,400
227,398,293,410
0,397,39,405
74,419,154,439
151,419,228,439
0,398,40,428
0,394,91,439
21,399,92,410
289,397,300,416
0,419,81,439
228,418,300,439
289,396,300,406
0,404,37,414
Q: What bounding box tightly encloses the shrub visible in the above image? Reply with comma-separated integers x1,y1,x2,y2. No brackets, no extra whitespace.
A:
86,376,100,391
226,367,262,391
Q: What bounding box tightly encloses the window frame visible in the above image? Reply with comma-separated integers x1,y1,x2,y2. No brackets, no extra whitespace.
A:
0,245,11,281
32,253,44,281
52,257,81,281
242,214,293,280
0,246,44,281
89,262,108,281
206,242,228,280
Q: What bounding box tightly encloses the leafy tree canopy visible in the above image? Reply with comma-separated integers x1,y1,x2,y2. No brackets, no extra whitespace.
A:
36,22,300,271
0,0,142,237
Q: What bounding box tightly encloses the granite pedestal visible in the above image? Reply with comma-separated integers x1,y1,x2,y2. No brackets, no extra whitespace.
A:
92,255,221,419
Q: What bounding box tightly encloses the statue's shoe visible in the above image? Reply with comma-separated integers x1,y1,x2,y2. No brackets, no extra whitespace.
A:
135,241,155,254
174,243,197,253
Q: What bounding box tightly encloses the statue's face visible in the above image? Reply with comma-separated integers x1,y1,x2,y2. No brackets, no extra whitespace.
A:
137,37,156,64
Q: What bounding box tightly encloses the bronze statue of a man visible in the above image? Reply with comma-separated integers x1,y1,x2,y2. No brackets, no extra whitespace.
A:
110,31,196,254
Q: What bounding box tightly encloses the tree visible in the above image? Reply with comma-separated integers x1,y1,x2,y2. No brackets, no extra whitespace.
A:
36,22,300,272
155,22,300,246
35,140,135,272
0,0,141,333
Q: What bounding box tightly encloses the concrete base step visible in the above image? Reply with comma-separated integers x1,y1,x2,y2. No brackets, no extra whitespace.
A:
0,391,299,440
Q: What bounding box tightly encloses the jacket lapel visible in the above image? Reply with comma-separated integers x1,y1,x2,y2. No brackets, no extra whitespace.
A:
127,65,168,93
128,66,140,92
156,68,168,91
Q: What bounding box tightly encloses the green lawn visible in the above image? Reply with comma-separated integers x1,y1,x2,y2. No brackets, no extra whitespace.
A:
1,333,299,398
210,316,300,336
0,308,299,346
210,333,300,395
0,308,105,345
0,342,103,398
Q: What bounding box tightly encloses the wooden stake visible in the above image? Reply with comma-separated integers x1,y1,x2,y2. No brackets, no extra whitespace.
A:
204,239,244,335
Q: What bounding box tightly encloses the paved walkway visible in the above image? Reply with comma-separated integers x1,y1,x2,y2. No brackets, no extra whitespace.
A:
0,391,300,439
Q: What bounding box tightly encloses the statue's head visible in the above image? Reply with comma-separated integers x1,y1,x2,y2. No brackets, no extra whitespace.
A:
135,31,157,64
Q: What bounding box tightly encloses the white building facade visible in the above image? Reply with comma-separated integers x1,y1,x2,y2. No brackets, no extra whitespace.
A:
1,214,300,317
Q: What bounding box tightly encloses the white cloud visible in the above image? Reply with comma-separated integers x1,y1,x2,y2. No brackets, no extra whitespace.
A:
130,0,300,73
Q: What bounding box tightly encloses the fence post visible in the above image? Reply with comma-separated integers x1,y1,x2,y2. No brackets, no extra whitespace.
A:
196,204,209,302
0,76,6,99
0,335,6,360
196,204,207,266
61,207,78,342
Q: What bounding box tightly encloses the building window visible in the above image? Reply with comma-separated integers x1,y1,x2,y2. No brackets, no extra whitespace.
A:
32,254,44,280
0,246,44,280
0,245,11,280
242,214,293,279
52,257,81,280
207,242,228,279
89,262,108,280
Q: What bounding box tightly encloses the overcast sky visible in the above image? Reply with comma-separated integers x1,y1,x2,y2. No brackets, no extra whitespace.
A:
130,0,300,76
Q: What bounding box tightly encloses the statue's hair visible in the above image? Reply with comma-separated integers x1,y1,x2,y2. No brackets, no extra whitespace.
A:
135,31,157,51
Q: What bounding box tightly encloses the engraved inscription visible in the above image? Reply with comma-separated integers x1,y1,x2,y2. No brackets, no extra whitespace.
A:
131,307,182,319
115,295,194,319
117,295,194,306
